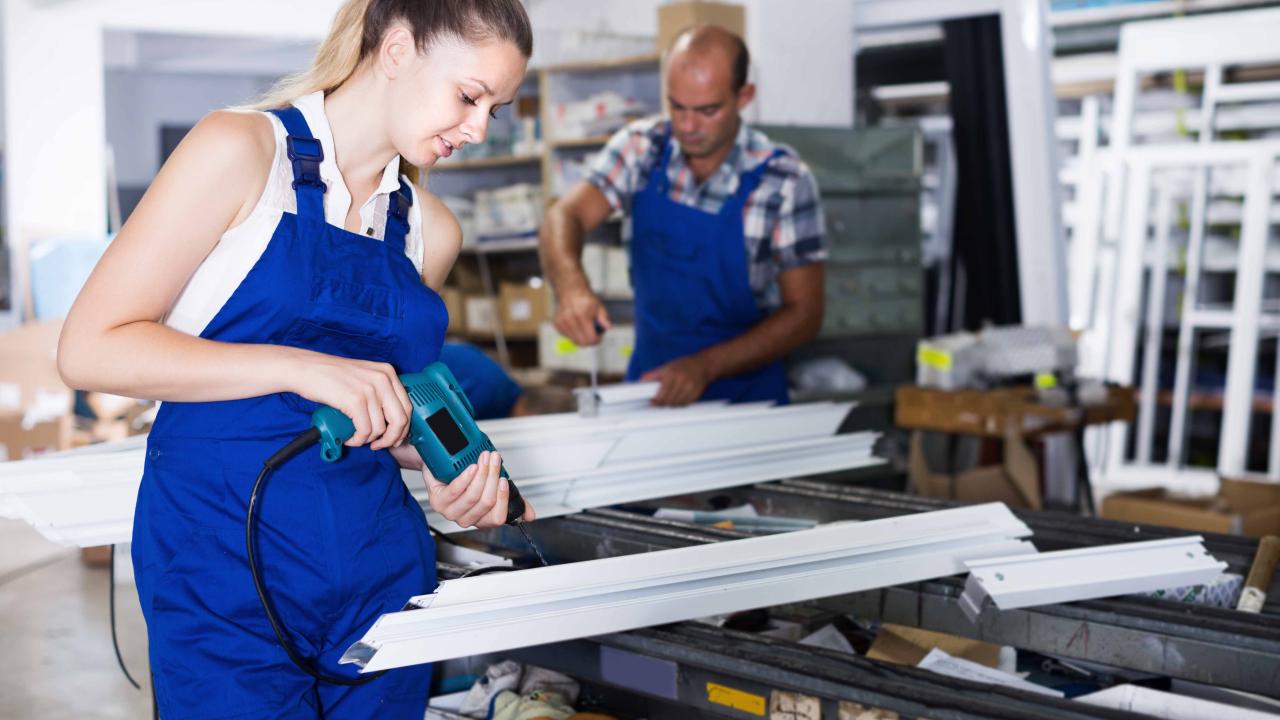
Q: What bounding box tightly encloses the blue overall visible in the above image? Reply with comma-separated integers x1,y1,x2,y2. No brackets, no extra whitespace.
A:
132,106,444,719
438,343,522,420
625,129,790,405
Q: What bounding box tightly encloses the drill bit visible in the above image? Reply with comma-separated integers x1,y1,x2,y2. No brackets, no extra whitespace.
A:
513,520,549,567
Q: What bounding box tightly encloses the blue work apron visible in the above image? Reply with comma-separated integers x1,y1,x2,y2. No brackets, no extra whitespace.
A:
132,106,444,719
625,128,790,405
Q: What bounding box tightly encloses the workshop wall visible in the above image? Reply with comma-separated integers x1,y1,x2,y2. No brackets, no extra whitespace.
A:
1,0,341,320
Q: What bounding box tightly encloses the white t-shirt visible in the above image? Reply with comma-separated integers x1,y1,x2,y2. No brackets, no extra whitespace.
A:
163,91,425,337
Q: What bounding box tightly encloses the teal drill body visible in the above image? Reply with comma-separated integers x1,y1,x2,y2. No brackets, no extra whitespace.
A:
311,362,527,524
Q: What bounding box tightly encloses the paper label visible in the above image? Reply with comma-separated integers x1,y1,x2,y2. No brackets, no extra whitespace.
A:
707,682,765,716
917,346,953,370
554,338,579,355
1034,372,1058,389
510,298,532,321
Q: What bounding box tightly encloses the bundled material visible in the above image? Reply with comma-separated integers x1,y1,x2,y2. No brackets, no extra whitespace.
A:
548,92,646,141
916,325,1077,390
474,183,544,241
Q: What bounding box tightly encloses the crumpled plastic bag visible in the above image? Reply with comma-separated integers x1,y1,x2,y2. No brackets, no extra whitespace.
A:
489,689,574,720
459,660,523,717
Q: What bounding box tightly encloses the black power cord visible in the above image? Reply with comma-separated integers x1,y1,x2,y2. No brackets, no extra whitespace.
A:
246,427,386,686
108,544,142,691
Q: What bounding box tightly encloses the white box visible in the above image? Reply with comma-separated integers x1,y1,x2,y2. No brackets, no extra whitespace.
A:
474,183,544,239
465,296,499,336
582,244,607,293
603,246,632,298
602,324,636,375
538,322,594,372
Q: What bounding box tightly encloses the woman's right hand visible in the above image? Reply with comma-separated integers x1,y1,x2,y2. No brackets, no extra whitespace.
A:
553,284,611,347
285,348,413,451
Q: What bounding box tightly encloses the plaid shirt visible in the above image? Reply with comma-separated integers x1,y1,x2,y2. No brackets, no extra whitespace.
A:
586,117,826,310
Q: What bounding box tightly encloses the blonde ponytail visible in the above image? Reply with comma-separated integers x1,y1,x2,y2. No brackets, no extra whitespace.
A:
245,0,530,189
251,0,372,110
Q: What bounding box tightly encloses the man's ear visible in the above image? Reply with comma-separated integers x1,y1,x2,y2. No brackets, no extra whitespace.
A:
378,23,415,79
736,82,756,112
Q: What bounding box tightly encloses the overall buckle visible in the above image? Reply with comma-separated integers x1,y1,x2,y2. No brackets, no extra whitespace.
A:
387,182,414,222
286,136,326,191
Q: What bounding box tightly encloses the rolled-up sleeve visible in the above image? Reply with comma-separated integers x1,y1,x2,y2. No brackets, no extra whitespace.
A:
584,122,652,215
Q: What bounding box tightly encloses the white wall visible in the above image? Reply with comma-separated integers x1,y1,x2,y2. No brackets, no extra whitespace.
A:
1,0,341,319
527,0,662,35
1,0,855,320
105,70,277,187
741,0,854,127
526,0,855,128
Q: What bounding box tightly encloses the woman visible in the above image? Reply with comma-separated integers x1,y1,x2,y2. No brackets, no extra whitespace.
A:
58,0,533,716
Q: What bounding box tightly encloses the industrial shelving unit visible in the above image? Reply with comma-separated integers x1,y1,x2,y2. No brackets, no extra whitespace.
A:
425,53,658,369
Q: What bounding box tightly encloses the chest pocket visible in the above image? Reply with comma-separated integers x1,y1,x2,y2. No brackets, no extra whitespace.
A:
279,275,402,363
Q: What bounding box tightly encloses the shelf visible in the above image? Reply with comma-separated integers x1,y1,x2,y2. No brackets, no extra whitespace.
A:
548,135,613,150
461,333,540,343
1152,389,1275,414
431,154,542,171
459,237,540,255
534,52,660,75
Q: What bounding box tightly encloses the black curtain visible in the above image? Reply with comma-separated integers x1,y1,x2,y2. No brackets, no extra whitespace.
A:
942,15,1021,330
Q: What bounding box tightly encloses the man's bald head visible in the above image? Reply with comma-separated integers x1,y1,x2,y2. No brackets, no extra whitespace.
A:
668,25,750,92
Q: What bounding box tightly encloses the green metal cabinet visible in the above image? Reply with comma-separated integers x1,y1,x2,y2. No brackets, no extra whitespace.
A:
760,125,924,428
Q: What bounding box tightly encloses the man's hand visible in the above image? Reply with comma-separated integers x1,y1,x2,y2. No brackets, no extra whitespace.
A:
553,284,611,347
641,355,713,407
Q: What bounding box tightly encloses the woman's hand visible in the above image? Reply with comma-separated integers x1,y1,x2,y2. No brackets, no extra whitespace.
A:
286,348,412,451
424,451,536,529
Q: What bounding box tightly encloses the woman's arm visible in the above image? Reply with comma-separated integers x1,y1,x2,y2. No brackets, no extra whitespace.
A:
57,110,411,450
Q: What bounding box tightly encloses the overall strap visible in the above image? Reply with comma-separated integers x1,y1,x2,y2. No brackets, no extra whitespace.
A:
383,178,414,255
644,125,678,196
727,147,789,207
268,106,326,221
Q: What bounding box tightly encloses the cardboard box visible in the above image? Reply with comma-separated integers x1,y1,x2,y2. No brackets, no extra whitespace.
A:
866,623,1001,669
907,430,1041,510
657,1,745,55
447,261,485,293
0,413,71,461
464,295,498,338
440,286,466,334
0,320,66,409
1102,478,1280,537
499,282,552,338
0,320,74,460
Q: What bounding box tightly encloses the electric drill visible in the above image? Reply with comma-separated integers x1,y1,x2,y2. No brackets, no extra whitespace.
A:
247,361,542,687
310,361,529,525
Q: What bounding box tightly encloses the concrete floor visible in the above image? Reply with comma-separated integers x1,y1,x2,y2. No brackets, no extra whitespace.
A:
0,518,153,718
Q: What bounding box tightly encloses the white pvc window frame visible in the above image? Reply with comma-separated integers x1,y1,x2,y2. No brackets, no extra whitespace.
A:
1100,141,1280,491
421,432,880,533
1,404,878,546
960,536,1226,621
341,502,1035,671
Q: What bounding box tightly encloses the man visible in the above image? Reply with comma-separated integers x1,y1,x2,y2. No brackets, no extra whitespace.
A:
539,25,826,407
